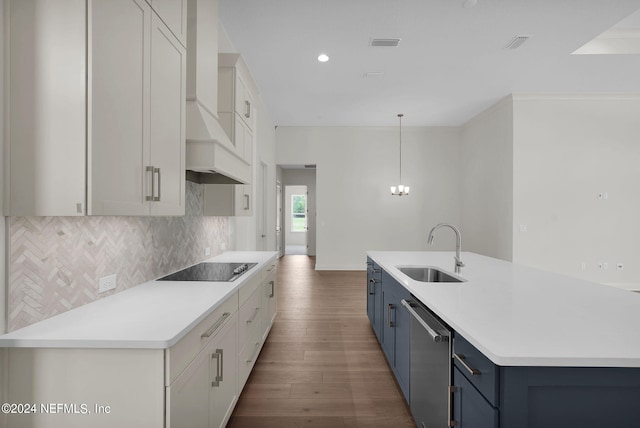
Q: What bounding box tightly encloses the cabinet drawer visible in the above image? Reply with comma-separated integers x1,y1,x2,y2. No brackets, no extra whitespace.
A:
367,258,382,281
453,334,499,407
238,286,262,347
239,338,262,389
453,366,499,428
166,294,238,385
238,273,261,306
261,260,277,282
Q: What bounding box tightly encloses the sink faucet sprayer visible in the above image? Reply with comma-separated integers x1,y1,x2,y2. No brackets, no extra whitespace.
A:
427,223,465,274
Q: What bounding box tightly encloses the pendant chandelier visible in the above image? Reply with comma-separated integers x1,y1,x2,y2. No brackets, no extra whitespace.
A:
390,113,410,196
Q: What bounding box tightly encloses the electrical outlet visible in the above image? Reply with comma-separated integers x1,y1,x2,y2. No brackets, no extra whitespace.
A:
204,247,211,257
99,274,117,293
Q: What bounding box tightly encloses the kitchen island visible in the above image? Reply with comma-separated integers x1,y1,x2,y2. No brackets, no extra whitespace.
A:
367,251,640,428
0,251,278,428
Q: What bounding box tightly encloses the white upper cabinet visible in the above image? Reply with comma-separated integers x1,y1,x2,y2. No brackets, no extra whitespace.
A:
89,0,151,215
4,0,87,216
218,53,257,164
149,13,186,216
4,0,186,217
148,0,187,47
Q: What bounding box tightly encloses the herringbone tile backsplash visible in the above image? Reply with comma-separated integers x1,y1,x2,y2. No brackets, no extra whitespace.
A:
7,182,229,331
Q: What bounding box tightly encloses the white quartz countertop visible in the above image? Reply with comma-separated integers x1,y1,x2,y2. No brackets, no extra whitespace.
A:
0,251,278,349
368,251,640,368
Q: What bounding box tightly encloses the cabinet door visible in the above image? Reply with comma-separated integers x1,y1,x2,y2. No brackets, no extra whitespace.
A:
394,291,411,402
242,120,254,164
209,314,238,428
5,0,87,216
262,274,277,338
366,265,380,339
89,0,151,215
148,0,187,46
167,345,210,428
453,366,499,428
381,286,396,366
149,12,186,216
233,114,246,158
234,185,252,216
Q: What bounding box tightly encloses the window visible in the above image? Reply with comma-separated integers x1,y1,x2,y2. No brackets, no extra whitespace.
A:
291,194,307,232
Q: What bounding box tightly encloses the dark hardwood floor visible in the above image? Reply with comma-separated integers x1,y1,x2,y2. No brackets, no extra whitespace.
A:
227,255,415,428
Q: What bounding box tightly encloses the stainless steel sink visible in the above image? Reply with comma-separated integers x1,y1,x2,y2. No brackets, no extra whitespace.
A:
397,266,465,283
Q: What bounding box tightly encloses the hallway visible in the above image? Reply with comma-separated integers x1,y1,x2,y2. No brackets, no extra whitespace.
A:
227,255,414,427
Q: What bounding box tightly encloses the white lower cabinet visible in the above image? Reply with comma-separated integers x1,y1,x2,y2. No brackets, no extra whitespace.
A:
167,313,238,428
1,260,277,428
261,265,277,340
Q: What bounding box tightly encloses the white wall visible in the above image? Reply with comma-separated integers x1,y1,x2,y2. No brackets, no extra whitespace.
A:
276,126,461,270
460,96,514,261
282,168,316,255
512,95,640,288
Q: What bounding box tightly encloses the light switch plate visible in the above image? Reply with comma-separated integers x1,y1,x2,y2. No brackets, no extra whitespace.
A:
99,274,117,293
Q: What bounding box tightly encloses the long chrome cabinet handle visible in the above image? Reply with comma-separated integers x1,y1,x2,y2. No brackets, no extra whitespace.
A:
245,100,251,118
154,167,161,201
387,303,395,328
453,353,481,376
146,166,154,201
400,299,448,343
246,307,260,324
448,385,458,427
211,348,224,387
269,280,275,298
201,312,231,338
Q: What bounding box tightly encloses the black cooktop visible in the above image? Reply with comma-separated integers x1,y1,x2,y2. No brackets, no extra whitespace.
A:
158,262,257,282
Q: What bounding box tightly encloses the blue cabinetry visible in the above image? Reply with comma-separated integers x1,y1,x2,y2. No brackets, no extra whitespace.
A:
380,269,410,402
452,334,499,428
366,257,382,341
453,333,640,428
453,366,499,428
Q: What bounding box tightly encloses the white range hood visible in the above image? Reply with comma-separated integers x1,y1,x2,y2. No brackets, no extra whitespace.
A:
185,0,250,184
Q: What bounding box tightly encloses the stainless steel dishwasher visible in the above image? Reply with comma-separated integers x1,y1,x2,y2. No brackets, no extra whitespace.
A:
401,298,452,428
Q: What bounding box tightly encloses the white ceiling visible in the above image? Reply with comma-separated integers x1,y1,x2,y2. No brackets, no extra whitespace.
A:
219,0,640,126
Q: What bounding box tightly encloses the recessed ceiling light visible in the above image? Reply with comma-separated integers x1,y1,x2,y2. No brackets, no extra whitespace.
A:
317,54,329,62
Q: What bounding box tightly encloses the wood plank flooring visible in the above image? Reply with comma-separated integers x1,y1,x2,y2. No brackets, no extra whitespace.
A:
227,255,415,428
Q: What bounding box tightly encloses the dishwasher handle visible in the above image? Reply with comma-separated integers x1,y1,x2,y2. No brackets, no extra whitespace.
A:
401,299,449,343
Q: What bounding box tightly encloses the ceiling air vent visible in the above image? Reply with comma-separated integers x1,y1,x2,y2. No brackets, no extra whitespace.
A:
504,35,531,50
370,38,401,47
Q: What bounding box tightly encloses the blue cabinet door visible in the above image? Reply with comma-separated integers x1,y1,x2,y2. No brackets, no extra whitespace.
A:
381,269,411,402
453,366,499,428
394,289,410,402
380,284,396,366
366,258,382,341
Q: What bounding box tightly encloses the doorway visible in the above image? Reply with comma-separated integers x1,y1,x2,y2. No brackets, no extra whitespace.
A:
284,185,308,255
279,166,316,256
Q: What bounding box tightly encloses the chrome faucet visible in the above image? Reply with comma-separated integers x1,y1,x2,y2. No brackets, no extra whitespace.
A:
427,223,465,274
